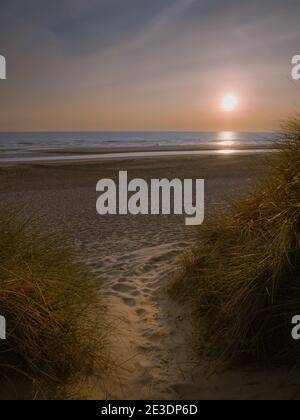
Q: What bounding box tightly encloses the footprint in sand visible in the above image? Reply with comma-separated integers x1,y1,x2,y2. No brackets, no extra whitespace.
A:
141,288,153,297
143,331,165,343
136,308,147,316
112,283,135,293
138,343,158,353
122,297,136,306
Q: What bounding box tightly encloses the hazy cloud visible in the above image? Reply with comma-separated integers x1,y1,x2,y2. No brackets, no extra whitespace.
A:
0,0,299,130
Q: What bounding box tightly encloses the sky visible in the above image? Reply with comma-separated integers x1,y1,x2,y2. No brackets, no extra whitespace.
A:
0,0,299,131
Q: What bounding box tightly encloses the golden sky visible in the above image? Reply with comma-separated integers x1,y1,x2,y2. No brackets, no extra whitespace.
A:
0,0,299,131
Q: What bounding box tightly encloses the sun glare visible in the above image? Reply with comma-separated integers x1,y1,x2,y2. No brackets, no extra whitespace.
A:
217,131,237,146
220,94,238,112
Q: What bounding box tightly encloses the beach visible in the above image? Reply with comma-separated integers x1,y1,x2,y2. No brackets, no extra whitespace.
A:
1,0,300,403
1,152,299,400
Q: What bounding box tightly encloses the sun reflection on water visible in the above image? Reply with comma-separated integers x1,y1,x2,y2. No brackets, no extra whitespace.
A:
217,131,238,146
217,149,238,155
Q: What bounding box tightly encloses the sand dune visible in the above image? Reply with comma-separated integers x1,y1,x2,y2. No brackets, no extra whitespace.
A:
1,155,299,400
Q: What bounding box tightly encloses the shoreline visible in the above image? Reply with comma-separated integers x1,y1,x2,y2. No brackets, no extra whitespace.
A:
0,144,277,165
39,143,278,154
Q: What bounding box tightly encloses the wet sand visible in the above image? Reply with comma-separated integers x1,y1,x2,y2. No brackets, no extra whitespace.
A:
0,143,277,164
1,153,299,400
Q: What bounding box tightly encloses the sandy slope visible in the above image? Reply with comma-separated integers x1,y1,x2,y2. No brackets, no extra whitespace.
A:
1,154,300,400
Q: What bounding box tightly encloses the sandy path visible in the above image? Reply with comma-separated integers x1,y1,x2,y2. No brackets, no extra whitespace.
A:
85,240,191,399
84,239,300,401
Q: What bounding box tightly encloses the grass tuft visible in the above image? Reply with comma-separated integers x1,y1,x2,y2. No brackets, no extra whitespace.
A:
0,211,107,399
171,118,300,365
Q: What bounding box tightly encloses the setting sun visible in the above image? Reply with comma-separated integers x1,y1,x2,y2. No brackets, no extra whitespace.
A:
220,94,238,112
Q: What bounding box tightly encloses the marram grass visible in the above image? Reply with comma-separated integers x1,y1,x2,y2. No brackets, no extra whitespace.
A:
171,119,300,365
0,212,107,399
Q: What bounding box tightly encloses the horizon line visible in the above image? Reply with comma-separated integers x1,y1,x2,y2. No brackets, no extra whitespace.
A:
0,128,277,134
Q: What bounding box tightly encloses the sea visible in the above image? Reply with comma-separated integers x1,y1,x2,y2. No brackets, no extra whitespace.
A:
0,131,277,163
